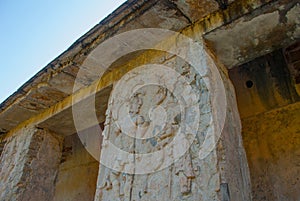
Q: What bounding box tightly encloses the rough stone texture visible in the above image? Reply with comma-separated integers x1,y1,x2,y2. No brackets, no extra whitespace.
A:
0,126,62,201
285,41,300,96
229,48,300,118
169,0,238,23
205,0,300,68
0,140,6,157
133,0,190,30
169,0,237,23
242,102,300,201
0,0,276,135
217,67,252,201
229,43,300,201
0,0,193,133
97,74,218,200
94,37,251,200
169,0,219,22
0,0,288,139
0,0,297,200
53,134,99,201
38,85,112,136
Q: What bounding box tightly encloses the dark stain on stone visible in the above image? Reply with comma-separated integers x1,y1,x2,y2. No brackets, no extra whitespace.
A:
247,50,297,109
0,128,7,136
215,0,229,10
221,183,231,201
284,41,300,86
60,143,72,164
229,47,300,117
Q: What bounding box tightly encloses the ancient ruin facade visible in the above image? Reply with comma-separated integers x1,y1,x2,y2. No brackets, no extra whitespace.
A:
0,0,299,201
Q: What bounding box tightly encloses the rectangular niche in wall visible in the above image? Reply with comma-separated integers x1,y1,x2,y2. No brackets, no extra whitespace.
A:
53,132,100,201
229,44,300,201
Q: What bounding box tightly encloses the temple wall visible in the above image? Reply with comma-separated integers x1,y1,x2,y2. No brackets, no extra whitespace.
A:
217,71,252,201
0,126,62,201
230,46,300,201
242,102,300,201
53,133,99,201
93,27,251,200
0,1,298,201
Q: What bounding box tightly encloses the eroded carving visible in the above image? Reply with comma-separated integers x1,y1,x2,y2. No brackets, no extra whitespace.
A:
98,63,213,200
175,151,195,195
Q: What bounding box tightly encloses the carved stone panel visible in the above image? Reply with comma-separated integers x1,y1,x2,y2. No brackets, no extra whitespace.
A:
95,55,220,201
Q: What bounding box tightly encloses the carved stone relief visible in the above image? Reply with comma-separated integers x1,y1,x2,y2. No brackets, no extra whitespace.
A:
96,56,218,201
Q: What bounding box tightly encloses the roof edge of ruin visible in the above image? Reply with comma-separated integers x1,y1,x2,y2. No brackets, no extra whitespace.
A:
0,0,153,113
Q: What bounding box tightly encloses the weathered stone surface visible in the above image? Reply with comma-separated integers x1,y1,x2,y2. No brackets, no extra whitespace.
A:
0,0,298,200
0,140,6,157
229,42,300,201
1,0,294,137
217,67,252,201
0,105,39,131
96,66,216,200
285,41,300,96
0,126,62,201
229,48,300,118
169,0,219,22
94,37,251,201
205,0,300,68
0,84,69,132
0,0,154,134
38,85,112,136
48,72,85,95
0,0,191,134
242,102,300,201
136,0,190,30
53,134,99,201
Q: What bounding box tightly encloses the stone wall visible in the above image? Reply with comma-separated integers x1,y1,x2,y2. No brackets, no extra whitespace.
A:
217,69,252,201
93,30,251,200
0,126,62,201
53,133,99,201
242,102,300,201
230,45,300,201
285,41,300,96
0,1,297,200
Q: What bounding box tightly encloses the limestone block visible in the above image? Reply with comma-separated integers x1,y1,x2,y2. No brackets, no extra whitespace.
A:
0,126,62,201
93,39,251,200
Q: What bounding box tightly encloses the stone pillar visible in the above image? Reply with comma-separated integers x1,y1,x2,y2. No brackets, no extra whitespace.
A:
216,64,252,201
0,126,62,201
94,34,251,201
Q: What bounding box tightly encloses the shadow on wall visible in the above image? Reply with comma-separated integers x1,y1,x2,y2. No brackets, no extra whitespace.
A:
229,42,300,201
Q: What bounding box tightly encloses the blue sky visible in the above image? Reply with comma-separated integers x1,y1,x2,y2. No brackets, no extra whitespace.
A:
0,0,126,103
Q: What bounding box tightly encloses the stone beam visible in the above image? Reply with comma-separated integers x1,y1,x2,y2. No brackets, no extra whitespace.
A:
204,0,300,68
0,0,276,135
0,0,290,137
1,0,296,140
0,0,192,133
